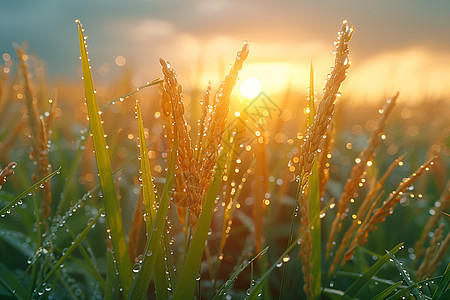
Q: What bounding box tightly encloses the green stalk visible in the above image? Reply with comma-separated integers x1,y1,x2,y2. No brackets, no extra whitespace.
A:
307,62,321,298
0,168,60,216
248,198,334,299
432,262,450,300
172,152,228,300
42,208,104,282
76,20,133,296
135,101,169,299
128,140,176,299
344,242,404,298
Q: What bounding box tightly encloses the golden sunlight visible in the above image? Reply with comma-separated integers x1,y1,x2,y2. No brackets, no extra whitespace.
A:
239,77,262,99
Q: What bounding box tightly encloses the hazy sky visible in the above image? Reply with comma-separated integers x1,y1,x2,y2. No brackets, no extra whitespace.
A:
2,0,450,101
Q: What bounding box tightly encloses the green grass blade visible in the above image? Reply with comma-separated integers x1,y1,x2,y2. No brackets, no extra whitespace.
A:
44,207,104,281
0,167,60,216
137,99,169,299
105,249,120,300
172,152,228,300
386,250,424,300
135,101,157,223
246,235,299,300
76,20,133,296
101,79,163,111
308,61,321,298
164,231,177,292
154,247,170,299
66,225,106,292
438,290,450,300
55,134,87,216
370,281,402,300
344,242,404,298
128,141,176,299
0,261,27,299
249,199,334,299
126,101,169,299
308,159,321,298
432,262,450,300
212,246,269,300
385,277,438,300
386,284,419,300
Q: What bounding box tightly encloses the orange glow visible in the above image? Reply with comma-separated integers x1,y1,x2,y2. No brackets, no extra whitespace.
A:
239,77,261,99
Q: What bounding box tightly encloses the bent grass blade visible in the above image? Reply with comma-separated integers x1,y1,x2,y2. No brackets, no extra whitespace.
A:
0,168,60,216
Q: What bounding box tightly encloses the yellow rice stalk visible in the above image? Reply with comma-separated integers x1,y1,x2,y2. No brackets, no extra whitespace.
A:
416,223,450,281
329,154,404,274
343,156,436,262
327,94,398,257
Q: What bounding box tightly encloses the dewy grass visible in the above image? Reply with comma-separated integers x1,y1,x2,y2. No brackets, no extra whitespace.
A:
76,20,133,296
306,61,321,298
128,101,170,299
0,167,60,216
128,137,176,299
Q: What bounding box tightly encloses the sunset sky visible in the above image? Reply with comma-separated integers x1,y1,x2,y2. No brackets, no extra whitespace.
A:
2,0,450,102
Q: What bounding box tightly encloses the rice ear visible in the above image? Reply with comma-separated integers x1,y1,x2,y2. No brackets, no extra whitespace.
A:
160,42,249,229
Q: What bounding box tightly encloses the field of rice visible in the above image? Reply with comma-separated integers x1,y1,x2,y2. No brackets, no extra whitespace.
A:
0,14,449,300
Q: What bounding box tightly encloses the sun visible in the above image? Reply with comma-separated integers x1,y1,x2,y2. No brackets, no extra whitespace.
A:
239,77,262,99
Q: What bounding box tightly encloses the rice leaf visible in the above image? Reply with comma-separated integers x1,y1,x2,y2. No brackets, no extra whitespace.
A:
370,281,402,300
249,198,334,299
432,262,450,300
0,261,27,300
246,234,299,300
105,249,120,300
154,248,170,299
344,242,403,298
101,79,163,111
128,141,176,299
44,207,104,281
386,284,419,300
438,290,450,300
212,246,269,299
0,167,60,216
135,101,169,299
66,225,106,292
172,151,228,300
164,231,177,291
386,250,425,300
55,133,87,216
135,101,157,223
385,277,439,300
308,61,321,298
76,20,133,296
